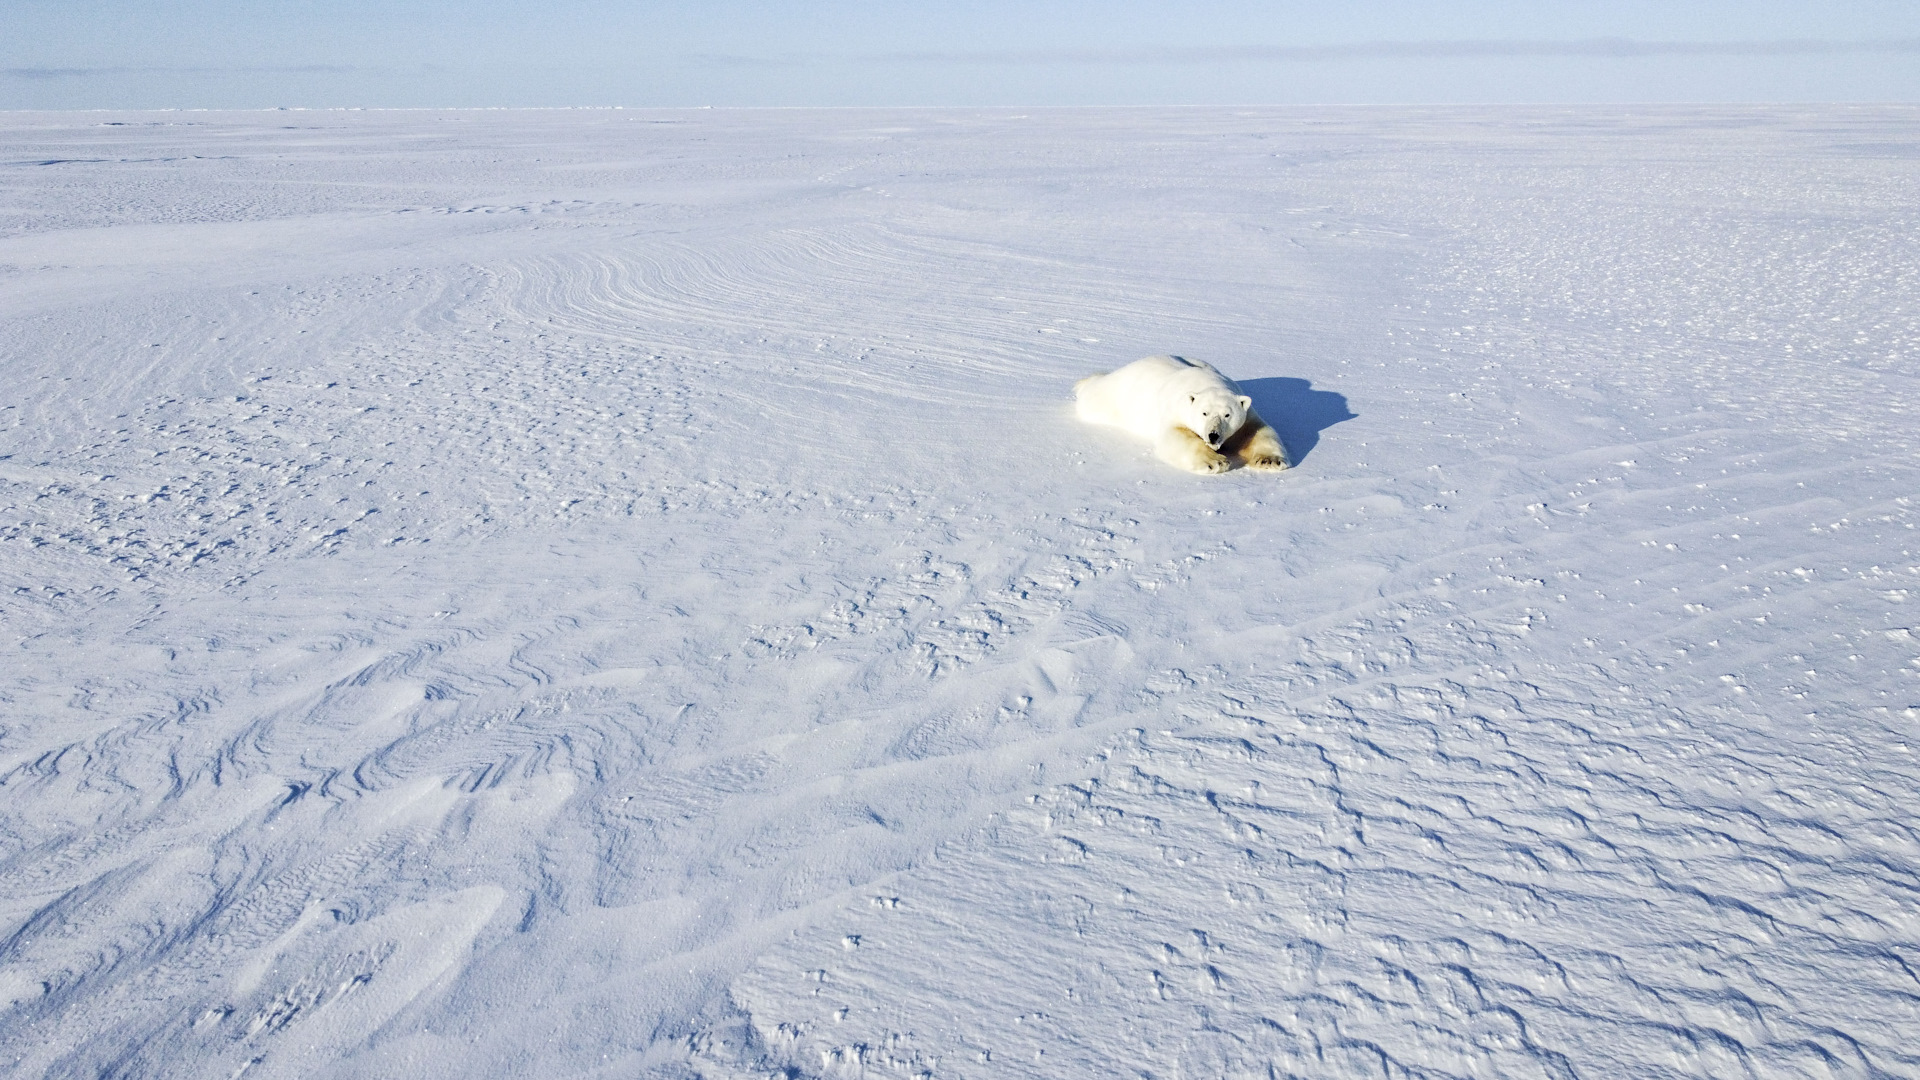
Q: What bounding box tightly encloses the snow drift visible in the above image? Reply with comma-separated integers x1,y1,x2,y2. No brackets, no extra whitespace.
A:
1,105,1916,1078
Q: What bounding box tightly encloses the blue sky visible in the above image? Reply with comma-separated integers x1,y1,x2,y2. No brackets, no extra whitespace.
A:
6,1,1918,108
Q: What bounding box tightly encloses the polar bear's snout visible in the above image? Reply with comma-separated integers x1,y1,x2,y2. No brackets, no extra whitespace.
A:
1198,411,1237,449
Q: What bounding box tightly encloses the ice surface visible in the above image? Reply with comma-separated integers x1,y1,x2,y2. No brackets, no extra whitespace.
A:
1,106,1917,1078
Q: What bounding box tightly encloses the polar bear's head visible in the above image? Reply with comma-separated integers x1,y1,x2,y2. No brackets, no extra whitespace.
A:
1181,387,1253,451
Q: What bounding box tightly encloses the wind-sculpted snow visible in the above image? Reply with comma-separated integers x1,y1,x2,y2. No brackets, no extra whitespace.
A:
1,108,1917,1078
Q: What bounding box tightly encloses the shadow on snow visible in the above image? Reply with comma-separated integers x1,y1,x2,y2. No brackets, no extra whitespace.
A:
1239,377,1356,466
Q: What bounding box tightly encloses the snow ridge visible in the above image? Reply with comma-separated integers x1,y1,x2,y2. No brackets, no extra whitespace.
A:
2,106,1916,1078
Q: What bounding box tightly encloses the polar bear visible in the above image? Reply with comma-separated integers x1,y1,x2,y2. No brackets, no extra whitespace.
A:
1075,355,1290,475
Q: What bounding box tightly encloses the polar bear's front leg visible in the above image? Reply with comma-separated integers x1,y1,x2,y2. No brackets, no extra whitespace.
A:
1227,409,1291,471
1155,427,1231,474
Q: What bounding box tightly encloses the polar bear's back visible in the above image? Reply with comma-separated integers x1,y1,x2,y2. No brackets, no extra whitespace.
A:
1074,354,1229,434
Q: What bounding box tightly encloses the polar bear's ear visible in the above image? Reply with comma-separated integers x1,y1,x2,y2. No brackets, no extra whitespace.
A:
1236,395,1252,410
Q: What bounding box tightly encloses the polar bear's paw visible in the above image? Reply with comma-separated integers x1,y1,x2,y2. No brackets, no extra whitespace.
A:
1244,453,1291,472
1192,452,1233,475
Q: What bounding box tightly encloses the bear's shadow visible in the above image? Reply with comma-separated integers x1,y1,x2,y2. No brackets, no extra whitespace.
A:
1240,378,1356,465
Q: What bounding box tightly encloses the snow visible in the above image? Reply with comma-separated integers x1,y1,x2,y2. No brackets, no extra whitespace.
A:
1,105,1917,1078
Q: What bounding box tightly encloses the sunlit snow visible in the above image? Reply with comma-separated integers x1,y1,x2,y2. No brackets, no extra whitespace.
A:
2,106,1917,1078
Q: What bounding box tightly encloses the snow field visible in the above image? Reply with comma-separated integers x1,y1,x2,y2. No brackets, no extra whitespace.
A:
1,106,1917,1078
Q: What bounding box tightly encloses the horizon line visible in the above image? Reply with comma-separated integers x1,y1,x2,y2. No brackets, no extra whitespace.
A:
9,36,1920,81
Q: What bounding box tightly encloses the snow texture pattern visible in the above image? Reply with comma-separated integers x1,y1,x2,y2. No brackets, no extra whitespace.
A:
1,106,1917,1079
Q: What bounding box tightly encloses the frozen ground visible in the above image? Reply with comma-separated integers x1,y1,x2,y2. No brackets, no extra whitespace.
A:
1,105,1917,1078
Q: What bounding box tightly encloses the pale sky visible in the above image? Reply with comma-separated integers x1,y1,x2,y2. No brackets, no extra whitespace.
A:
5,0,1918,108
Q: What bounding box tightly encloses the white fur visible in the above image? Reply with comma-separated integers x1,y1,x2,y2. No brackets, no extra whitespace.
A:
1074,355,1291,475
